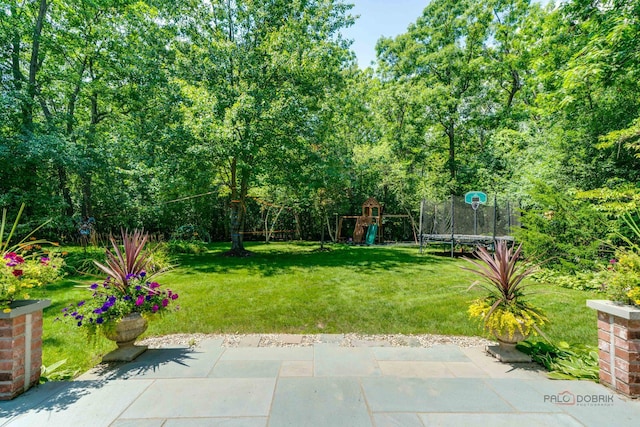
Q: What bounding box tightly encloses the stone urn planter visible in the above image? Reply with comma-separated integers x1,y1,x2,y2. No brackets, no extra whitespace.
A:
486,327,532,363
0,299,50,400
587,300,640,398
101,312,149,363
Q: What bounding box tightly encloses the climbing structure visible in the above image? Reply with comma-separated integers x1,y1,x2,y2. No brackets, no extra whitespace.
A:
338,197,383,244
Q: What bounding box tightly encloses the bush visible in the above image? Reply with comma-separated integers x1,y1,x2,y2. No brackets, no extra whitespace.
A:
171,224,210,242
517,183,609,272
605,211,640,307
533,269,607,292
163,240,208,255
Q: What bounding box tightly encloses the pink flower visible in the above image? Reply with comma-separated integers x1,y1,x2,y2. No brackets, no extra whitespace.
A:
152,304,159,313
150,282,160,289
4,252,24,267
135,295,145,306
40,257,50,265
12,269,23,277
162,299,169,307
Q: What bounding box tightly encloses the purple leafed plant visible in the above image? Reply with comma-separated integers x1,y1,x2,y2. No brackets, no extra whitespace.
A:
94,229,152,291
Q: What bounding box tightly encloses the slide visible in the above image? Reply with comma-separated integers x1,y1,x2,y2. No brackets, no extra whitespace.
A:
365,223,378,245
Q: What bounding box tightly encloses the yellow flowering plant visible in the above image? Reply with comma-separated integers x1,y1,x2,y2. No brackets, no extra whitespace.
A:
1,205,64,312
604,211,640,307
463,241,548,340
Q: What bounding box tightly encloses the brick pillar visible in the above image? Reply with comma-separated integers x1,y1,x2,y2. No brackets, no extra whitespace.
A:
0,300,49,400
588,300,640,398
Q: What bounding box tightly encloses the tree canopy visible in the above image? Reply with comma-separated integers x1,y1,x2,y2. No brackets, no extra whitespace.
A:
1,0,639,260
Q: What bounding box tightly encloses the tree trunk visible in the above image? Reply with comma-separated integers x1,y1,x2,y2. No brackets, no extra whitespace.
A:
326,214,335,243
447,122,456,182
23,0,49,131
230,199,244,251
226,158,252,256
81,174,93,218
57,166,74,217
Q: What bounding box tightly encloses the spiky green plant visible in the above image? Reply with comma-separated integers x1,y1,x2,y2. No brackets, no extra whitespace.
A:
463,241,547,338
93,229,153,291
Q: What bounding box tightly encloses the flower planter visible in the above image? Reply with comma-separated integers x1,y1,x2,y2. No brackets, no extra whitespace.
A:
101,312,148,363
0,299,50,400
587,300,640,398
486,329,531,363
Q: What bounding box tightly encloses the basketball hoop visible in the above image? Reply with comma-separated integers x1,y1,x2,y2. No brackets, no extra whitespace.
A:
465,191,487,236
471,197,480,211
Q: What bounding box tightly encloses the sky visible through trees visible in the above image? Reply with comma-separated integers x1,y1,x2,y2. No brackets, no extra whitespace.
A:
1,0,639,262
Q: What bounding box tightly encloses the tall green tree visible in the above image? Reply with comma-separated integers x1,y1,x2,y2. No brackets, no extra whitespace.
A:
377,0,493,194
172,0,353,254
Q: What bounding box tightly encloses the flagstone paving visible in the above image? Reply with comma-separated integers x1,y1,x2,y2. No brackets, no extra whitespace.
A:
1,335,639,427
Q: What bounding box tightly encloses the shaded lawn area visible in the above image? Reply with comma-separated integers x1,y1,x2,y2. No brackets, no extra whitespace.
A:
34,242,600,376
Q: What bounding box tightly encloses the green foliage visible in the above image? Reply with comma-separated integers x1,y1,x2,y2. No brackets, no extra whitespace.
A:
516,183,609,272
163,240,208,255
171,225,211,242
605,211,640,306
517,340,599,382
40,359,77,383
533,269,607,292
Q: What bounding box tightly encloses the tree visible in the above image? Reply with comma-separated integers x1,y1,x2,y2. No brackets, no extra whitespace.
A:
171,0,353,254
376,0,493,194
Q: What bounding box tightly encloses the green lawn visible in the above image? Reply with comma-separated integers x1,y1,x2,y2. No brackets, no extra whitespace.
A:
33,242,600,376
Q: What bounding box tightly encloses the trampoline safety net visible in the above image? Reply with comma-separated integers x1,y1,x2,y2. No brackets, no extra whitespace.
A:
419,196,520,248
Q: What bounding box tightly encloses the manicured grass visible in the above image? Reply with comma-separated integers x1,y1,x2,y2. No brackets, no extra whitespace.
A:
33,242,600,376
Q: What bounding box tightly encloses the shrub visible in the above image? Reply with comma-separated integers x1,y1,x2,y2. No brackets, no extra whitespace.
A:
605,211,640,307
163,240,208,255
516,182,609,272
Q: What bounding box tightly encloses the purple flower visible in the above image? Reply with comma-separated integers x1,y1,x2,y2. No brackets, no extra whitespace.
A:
90,283,99,290
171,293,179,300
162,299,169,307
40,256,50,265
152,304,159,313
93,308,103,314
150,282,160,289
135,295,144,306
135,285,142,291
125,273,135,281
77,300,85,307
140,271,146,278
96,317,104,324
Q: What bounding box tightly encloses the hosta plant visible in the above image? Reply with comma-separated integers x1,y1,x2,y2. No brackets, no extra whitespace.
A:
463,241,548,340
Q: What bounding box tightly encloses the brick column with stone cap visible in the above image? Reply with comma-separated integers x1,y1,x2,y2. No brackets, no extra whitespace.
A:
587,300,640,398
0,299,50,400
